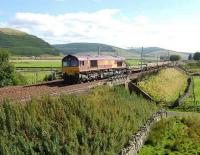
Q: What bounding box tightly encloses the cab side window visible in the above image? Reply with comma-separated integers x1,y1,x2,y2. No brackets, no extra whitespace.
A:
80,61,84,66
117,61,122,67
90,60,97,67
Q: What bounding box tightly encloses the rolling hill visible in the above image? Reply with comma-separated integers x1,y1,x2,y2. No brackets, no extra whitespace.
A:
0,28,58,56
129,47,190,59
54,43,190,60
0,28,190,59
53,43,139,58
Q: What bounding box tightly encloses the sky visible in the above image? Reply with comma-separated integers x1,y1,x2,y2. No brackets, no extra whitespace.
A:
1,0,200,52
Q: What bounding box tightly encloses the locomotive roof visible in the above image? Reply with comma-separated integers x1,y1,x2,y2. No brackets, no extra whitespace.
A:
63,55,125,61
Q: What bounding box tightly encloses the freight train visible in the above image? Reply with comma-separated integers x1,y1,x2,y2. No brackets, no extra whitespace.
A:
62,55,170,83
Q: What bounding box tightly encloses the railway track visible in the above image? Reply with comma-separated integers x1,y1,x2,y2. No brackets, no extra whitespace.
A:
0,67,162,103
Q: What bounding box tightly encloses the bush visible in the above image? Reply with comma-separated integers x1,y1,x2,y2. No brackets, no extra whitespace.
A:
170,55,181,61
0,49,16,87
0,49,28,87
43,72,56,81
193,52,200,61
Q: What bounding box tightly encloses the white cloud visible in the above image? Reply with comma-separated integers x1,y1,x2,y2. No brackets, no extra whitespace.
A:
4,9,200,52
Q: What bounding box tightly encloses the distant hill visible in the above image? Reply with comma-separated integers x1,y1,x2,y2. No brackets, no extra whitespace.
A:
0,28,190,59
0,28,58,56
53,43,139,58
129,47,190,59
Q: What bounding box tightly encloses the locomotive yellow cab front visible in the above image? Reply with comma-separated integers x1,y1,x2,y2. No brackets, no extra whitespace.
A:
62,67,79,75
62,55,80,83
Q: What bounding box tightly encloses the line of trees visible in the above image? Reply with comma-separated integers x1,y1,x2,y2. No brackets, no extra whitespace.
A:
169,55,181,61
188,52,200,60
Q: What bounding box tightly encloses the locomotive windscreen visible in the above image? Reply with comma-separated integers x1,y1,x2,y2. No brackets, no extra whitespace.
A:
63,56,78,67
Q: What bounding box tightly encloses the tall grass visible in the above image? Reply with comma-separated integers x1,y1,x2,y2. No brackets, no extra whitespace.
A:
0,86,157,154
138,68,188,104
19,71,53,84
139,115,200,155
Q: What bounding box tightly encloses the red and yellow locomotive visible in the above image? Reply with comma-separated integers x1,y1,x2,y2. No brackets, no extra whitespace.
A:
62,55,127,83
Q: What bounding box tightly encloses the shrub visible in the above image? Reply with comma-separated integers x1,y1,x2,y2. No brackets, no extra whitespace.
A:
170,55,181,61
193,52,200,61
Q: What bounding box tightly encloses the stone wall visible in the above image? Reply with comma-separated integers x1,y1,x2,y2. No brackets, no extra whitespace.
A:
120,109,167,155
128,82,156,103
170,77,192,108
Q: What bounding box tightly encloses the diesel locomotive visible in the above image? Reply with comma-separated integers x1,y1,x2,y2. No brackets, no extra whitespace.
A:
62,55,128,83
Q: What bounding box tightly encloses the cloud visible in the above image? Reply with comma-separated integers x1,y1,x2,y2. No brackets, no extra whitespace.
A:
4,9,200,52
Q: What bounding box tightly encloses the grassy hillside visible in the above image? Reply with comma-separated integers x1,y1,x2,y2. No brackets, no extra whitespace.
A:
139,115,200,155
54,43,190,60
129,47,190,59
53,43,139,58
138,68,188,104
0,86,157,154
0,28,57,56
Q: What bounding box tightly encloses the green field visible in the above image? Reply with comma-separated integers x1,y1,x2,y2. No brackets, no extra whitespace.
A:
138,68,188,104
139,115,200,155
0,86,157,154
10,60,62,68
184,77,200,104
18,71,53,84
126,59,140,66
177,76,200,112
181,61,200,73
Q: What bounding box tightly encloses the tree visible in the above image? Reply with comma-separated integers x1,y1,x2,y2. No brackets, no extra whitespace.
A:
193,52,200,60
170,55,181,61
0,49,16,87
188,54,193,60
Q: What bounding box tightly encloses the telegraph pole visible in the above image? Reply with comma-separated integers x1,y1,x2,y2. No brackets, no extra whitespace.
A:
141,46,143,70
139,46,143,82
168,51,170,61
98,46,101,56
157,55,159,67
